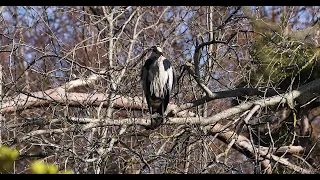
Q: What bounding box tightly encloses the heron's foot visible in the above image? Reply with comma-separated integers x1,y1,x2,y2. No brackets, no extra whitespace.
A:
144,113,164,130
151,113,162,119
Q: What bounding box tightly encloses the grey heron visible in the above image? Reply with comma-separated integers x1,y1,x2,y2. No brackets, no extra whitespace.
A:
141,46,175,129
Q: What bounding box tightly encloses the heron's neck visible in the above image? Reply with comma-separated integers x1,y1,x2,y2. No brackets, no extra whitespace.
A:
150,52,162,60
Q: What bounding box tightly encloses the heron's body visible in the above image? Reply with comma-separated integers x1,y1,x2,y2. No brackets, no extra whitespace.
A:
141,46,175,129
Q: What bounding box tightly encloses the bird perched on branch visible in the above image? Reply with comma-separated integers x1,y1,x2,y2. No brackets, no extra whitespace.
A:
141,46,175,129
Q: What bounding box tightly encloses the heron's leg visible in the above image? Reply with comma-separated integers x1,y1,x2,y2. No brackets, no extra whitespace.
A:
150,106,154,128
162,102,164,117
149,107,160,129
162,102,165,122
154,102,164,128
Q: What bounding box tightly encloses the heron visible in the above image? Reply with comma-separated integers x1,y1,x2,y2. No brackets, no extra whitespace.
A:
141,46,175,129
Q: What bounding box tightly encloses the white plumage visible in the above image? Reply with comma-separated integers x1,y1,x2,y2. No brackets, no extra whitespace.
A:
149,56,173,98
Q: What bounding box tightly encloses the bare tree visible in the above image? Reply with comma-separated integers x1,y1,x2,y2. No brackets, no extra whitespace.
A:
0,6,320,174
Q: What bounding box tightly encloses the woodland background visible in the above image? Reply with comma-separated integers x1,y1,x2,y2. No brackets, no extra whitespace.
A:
0,6,320,174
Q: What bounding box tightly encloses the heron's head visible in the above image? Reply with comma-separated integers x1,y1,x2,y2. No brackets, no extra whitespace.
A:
150,46,163,55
